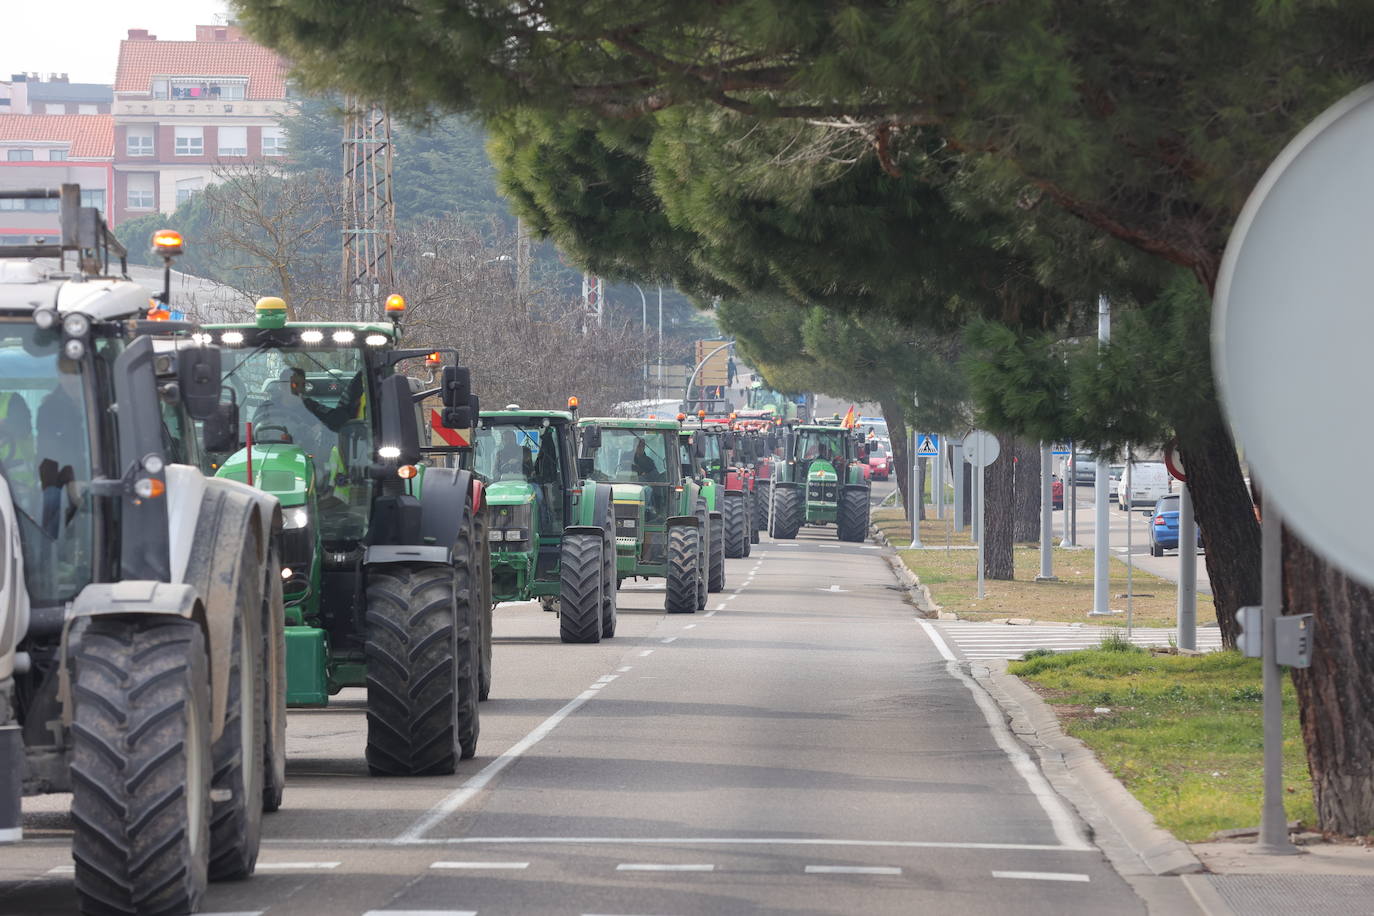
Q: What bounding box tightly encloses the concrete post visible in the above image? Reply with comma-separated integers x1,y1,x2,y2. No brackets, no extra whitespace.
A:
1256,502,1299,855
952,441,966,532
1177,484,1197,650
1036,443,1056,581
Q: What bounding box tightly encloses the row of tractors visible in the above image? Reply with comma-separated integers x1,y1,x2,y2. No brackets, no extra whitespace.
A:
0,185,872,914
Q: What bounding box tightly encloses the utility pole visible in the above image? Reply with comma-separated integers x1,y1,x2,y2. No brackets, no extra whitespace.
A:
342,99,394,320
1177,483,1197,649
1036,443,1056,581
1090,295,1113,616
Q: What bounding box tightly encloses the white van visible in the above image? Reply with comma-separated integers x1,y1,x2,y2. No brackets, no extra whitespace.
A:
1118,461,1171,508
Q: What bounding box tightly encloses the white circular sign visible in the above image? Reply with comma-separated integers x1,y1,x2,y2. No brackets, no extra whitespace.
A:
1215,83,1374,585
962,430,1000,467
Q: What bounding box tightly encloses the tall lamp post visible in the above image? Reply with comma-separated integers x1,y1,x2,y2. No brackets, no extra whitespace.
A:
633,283,648,401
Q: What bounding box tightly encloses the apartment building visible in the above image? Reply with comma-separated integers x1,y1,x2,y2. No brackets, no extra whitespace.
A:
111,24,291,225
0,74,113,116
0,114,113,245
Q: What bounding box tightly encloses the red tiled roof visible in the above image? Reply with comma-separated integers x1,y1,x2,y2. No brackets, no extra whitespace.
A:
115,39,288,100
0,114,113,159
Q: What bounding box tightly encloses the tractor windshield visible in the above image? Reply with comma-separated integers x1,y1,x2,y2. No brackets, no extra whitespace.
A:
796,429,846,463
0,323,96,604
472,420,567,531
218,342,373,540
589,428,675,484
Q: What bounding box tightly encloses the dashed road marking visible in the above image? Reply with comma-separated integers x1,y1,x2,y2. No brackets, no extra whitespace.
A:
916,619,957,662
431,861,530,870
255,861,341,870
363,911,477,916
704,611,717,618
45,865,74,875
616,863,715,872
596,675,619,683
617,666,633,673
271,836,1089,852
661,636,678,644
992,871,1091,883
683,624,698,630
639,649,654,657
805,865,902,875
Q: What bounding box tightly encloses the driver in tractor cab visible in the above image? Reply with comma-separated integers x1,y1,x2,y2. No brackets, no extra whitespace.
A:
0,393,37,513
495,428,535,480
253,368,318,443
631,438,662,480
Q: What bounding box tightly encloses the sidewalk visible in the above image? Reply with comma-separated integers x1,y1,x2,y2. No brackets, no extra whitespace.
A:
1184,842,1374,915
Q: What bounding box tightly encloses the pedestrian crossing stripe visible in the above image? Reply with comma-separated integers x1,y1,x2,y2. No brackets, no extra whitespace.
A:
916,434,940,457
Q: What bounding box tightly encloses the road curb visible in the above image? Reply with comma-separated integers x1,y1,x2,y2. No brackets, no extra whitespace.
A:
975,658,1206,878
870,522,941,618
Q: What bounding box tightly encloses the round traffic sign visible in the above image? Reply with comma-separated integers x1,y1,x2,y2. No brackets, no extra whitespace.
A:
962,430,1000,467
1163,439,1187,483
1214,83,1374,584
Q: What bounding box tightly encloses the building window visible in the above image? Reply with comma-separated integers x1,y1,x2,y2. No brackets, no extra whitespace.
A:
126,126,154,156
262,127,287,157
6,149,33,162
174,127,204,156
175,178,204,206
127,174,155,210
217,126,247,157
49,149,67,162
0,236,32,247
78,104,97,115
79,189,104,213
0,197,58,212
44,103,65,115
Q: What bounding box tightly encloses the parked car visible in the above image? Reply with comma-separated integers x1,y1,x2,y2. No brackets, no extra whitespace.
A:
1108,464,1125,499
1069,452,1097,484
868,447,891,480
1119,461,1171,509
1149,494,1203,556
1052,476,1064,510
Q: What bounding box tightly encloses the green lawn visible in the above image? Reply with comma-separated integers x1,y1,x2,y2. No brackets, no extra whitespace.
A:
1010,646,1314,841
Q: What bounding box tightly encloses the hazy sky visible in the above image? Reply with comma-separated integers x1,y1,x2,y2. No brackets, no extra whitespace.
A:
1,1,234,85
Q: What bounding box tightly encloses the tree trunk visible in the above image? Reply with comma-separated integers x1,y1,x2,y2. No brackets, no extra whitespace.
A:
1282,530,1374,836
983,433,1015,580
1012,438,1041,543
879,397,910,519
1175,404,1259,647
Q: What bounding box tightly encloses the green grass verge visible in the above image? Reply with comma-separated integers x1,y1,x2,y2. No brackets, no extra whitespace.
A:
1010,646,1314,842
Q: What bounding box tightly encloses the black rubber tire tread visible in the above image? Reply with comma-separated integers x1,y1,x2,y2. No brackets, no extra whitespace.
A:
722,492,747,559
364,564,468,776
261,547,286,814
750,486,764,543
451,510,481,759
708,514,726,592
837,488,870,543
207,546,265,881
664,524,700,614
558,532,603,643
473,507,493,701
1151,542,1164,557
600,501,617,639
742,493,753,555
770,487,801,539
694,503,709,610
70,618,211,916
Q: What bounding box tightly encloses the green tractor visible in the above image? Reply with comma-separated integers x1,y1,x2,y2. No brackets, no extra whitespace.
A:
576,417,720,612
203,296,489,776
470,405,619,644
677,414,752,561
770,424,874,542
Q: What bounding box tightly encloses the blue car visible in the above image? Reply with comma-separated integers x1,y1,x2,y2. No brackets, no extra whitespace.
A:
1149,494,1202,556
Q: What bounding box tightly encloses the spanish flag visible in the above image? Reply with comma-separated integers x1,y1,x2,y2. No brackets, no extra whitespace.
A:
841,405,856,428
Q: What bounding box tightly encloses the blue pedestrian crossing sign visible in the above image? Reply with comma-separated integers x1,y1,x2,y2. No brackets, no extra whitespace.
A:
1051,441,1072,456
915,434,940,457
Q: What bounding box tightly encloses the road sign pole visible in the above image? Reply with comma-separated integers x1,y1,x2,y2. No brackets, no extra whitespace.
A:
1177,483,1197,650
1125,456,1134,635
908,430,922,548
1257,500,1299,856
1037,443,1056,581
934,437,944,520
1065,439,1077,548
976,451,986,599
952,441,966,533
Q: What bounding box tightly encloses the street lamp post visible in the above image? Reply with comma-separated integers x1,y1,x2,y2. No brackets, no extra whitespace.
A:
633,283,648,401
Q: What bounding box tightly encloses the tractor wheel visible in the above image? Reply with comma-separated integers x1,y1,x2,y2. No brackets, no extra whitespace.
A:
261,545,287,814
742,493,753,556
664,524,700,614
208,548,266,881
695,503,709,610
365,562,476,775
723,492,747,559
837,488,870,543
770,487,801,539
473,508,494,701
559,532,603,643
600,503,618,639
71,618,212,916
708,514,726,592
750,487,765,543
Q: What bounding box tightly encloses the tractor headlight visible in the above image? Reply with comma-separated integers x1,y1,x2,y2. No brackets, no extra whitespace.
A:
504,529,526,541
488,527,504,542
63,338,86,360
62,313,90,338
283,507,309,530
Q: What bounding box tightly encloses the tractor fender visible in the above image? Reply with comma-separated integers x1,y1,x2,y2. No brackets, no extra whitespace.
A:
0,480,31,686
666,515,700,529
771,480,804,492
574,480,614,531
414,466,476,555
166,467,281,584
563,525,606,539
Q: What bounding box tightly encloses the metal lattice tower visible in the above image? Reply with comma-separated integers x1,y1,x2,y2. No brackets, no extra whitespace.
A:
342,99,395,320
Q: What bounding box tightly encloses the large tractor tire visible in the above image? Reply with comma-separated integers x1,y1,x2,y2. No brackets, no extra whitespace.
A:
750,486,765,544
473,508,494,700
452,509,482,758
708,513,726,592
742,494,753,556
600,503,618,639
664,524,700,613
695,503,710,610
723,491,748,559
70,618,212,916
261,546,287,814
837,486,871,543
770,486,802,539
364,563,476,775
559,532,603,643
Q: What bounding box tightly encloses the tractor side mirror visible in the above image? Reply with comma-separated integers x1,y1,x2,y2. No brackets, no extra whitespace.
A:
723,431,738,450
441,406,472,429
441,365,471,408
178,344,222,421
577,456,594,478
202,401,239,453
581,425,602,453
767,434,780,451
378,373,421,464
693,432,706,458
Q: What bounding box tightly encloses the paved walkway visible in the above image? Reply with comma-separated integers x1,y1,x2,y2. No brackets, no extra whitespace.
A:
935,621,1224,660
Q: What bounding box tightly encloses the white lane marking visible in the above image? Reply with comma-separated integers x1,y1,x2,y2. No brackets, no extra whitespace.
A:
201,911,266,916
616,863,715,872
816,585,849,593
805,865,902,875
944,659,1091,851
363,911,477,916
724,594,738,601
431,861,530,869
917,619,957,662
596,675,619,683
255,861,341,870
617,667,633,673
45,865,75,875
272,836,1088,851
992,871,1091,883
683,624,698,630
395,688,600,842
639,649,654,657
704,611,717,618
860,545,881,550
588,684,606,690
660,636,678,644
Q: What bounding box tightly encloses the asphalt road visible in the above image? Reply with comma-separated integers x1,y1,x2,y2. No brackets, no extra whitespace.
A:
4,522,1171,915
